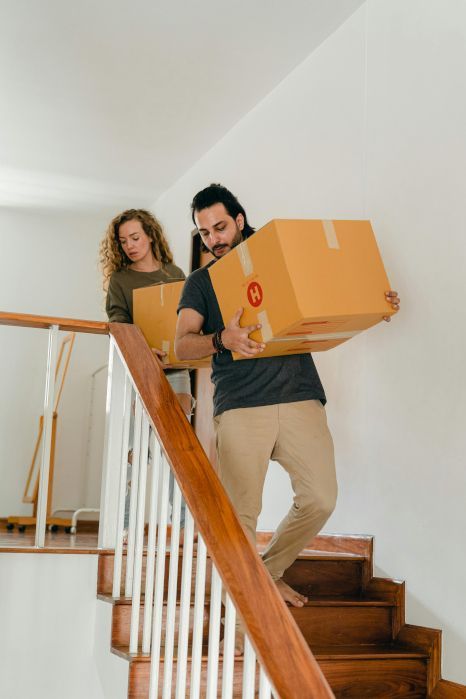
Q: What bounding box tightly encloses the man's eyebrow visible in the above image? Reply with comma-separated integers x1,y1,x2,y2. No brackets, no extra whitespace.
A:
198,219,226,232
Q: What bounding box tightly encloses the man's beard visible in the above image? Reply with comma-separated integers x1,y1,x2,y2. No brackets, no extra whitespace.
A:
210,228,243,259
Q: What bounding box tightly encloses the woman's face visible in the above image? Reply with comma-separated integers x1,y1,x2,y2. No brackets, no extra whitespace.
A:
118,219,153,264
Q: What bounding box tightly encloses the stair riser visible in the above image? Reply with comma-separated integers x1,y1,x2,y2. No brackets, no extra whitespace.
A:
126,657,427,699
283,559,363,597
112,603,210,648
127,659,256,699
319,658,427,698
98,553,212,599
98,554,363,597
111,599,393,649
292,606,394,646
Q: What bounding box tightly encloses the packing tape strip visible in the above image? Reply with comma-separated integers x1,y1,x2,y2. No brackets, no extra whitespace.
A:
160,284,165,306
237,240,254,277
268,330,359,343
162,339,170,359
257,310,273,342
322,220,339,249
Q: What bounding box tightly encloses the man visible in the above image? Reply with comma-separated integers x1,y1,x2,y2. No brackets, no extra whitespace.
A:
175,183,400,607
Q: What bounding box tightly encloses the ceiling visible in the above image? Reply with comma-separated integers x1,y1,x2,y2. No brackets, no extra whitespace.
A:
0,0,364,212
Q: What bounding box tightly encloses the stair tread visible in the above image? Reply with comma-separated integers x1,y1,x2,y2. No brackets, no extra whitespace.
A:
112,642,429,663
282,548,366,561
103,546,366,562
98,592,392,607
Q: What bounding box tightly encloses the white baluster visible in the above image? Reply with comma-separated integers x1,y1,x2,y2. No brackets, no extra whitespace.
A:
242,635,256,698
162,477,182,699
190,535,207,699
206,567,222,699
175,509,195,699
259,667,272,699
125,395,142,597
148,453,170,699
129,411,150,653
221,592,236,699
112,376,132,598
35,324,59,548
99,339,126,549
142,433,161,653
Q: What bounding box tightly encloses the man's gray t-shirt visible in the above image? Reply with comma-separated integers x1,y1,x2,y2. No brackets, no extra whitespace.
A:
178,260,326,417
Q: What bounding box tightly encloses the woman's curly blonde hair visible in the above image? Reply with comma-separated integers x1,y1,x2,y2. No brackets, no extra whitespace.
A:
99,209,174,290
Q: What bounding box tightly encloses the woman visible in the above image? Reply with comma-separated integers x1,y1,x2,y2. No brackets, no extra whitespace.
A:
100,208,192,412
100,208,192,532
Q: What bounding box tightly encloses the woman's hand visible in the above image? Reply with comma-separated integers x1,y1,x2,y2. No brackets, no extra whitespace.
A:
152,346,168,365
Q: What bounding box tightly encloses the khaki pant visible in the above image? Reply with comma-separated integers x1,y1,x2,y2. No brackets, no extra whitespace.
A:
214,400,337,580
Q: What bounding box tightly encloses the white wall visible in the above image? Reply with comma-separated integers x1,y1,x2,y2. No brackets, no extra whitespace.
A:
154,1,466,683
155,6,366,275
0,553,128,698
0,208,109,518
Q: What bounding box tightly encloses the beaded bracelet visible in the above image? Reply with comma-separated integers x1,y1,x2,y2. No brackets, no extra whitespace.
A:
212,329,226,353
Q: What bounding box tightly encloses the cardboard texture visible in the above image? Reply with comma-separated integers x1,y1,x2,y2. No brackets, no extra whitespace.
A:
133,281,211,369
208,219,395,360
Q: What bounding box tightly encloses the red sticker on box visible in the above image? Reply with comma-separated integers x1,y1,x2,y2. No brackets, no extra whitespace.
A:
247,281,263,307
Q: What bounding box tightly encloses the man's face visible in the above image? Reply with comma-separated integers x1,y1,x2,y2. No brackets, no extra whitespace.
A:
194,203,244,258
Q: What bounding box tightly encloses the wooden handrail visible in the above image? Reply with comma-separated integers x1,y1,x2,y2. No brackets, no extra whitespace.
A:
110,322,334,699
0,311,108,334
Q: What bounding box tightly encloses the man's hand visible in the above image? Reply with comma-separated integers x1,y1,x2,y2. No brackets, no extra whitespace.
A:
222,308,266,357
383,290,400,321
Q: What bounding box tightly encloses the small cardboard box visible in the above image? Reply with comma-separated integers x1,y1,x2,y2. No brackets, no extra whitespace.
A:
208,219,395,360
133,281,211,369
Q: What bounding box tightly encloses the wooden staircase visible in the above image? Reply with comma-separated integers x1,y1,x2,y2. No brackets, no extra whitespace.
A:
96,533,466,698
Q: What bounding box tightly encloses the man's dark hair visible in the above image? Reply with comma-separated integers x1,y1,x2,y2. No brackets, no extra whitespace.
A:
191,183,255,238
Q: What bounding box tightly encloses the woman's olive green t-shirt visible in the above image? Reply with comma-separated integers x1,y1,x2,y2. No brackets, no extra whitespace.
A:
106,264,185,323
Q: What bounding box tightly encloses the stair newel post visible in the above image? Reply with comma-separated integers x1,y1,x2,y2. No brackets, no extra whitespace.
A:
35,323,59,548
98,337,127,549
129,410,150,654
142,433,161,653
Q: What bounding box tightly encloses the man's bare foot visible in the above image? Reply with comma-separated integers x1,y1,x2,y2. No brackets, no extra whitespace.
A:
275,579,308,607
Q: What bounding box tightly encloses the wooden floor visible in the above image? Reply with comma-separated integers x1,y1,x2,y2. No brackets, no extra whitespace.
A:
0,522,100,553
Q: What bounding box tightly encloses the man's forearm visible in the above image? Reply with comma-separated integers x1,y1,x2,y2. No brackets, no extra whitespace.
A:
175,332,216,360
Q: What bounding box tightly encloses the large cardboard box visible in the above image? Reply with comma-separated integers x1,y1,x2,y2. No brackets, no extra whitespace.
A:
133,281,211,369
208,219,395,360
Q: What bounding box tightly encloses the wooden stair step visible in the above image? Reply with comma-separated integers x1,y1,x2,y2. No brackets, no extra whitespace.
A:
99,594,209,648
99,591,396,648
283,556,365,596
290,597,394,646
113,643,428,699
113,642,429,662
97,547,367,597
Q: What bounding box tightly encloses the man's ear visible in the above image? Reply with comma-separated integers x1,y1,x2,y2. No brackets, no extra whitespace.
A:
236,213,245,231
